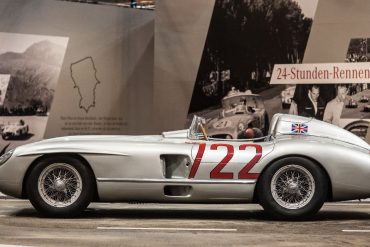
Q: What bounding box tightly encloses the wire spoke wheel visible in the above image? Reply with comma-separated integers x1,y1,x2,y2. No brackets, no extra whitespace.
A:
271,164,315,210
38,163,83,208
258,157,327,219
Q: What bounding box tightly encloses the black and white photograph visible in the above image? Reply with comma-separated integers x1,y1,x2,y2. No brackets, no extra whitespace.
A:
186,0,318,139
290,39,370,139
0,32,69,148
186,0,370,140
286,37,370,139
336,37,370,138
343,37,370,120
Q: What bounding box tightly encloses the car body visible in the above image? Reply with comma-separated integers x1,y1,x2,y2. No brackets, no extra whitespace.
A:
346,98,358,108
2,120,29,140
359,95,369,103
205,90,269,139
281,85,296,109
364,104,370,112
36,106,48,116
0,114,370,219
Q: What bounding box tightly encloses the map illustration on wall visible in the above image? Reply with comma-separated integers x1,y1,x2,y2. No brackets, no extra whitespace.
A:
70,57,101,114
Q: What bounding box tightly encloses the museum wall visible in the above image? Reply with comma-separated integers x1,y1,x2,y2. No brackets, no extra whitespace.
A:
153,0,215,132
304,0,370,63
0,0,154,149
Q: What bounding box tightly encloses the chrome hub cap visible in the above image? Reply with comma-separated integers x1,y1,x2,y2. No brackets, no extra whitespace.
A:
38,163,82,208
54,178,66,192
287,181,299,194
271,165,315,209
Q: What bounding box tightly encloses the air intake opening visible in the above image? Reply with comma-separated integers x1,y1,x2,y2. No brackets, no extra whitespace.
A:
164,185,192,197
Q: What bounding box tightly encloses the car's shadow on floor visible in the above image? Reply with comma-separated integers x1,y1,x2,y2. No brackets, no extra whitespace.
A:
11,206,370,222
2,133,34,141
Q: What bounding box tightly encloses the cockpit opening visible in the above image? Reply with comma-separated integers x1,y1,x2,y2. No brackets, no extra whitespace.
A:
188,115,269,142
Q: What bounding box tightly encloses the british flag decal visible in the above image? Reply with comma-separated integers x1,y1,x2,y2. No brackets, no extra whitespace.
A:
291,123,308,135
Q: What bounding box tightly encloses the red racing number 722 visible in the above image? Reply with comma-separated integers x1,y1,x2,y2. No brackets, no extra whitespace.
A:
188,143,262,179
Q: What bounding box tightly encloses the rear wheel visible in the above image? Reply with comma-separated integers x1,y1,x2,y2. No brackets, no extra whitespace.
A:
26,156,94,217
257,157,328,220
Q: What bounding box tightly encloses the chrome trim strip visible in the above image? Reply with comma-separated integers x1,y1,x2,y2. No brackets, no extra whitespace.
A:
97,178,256,184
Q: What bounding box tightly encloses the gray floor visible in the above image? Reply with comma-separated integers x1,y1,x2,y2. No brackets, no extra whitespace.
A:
0,199,370,247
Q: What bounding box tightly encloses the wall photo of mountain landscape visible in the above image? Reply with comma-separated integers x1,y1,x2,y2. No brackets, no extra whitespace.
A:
0,32,68,148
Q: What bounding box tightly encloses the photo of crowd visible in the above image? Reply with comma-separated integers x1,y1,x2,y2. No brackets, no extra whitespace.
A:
186,0,370,140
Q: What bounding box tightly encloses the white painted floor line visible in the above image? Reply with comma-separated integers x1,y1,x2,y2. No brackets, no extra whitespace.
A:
97,227,237,232
0,199,27,202
327,203,370,206
0,244,33,247
342,230,370,233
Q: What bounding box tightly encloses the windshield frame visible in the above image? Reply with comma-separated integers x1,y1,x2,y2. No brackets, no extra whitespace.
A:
188,115,207,140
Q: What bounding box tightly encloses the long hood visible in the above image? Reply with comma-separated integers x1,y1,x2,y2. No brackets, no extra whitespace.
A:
14,135,165,157
41,135,164,143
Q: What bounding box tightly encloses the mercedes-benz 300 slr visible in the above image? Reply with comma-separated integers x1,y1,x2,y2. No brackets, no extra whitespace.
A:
0,114,369,219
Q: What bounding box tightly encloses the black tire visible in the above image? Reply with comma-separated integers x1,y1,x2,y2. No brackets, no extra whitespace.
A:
257,157,328,220
26,155,94,217
344,120,369,139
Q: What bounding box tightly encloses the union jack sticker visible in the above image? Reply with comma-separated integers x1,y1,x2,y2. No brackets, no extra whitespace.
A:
291,123,308,135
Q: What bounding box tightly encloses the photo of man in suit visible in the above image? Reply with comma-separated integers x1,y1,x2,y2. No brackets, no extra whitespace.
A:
289,84,327,120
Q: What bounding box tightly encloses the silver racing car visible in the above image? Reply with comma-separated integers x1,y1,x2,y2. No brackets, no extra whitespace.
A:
0,114,370,219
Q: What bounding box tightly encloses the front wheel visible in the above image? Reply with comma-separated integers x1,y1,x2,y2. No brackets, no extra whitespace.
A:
26,156,95,217
257,157,328,220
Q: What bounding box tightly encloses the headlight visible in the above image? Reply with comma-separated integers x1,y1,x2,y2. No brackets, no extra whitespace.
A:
238,122,245,131
0,149,14,166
